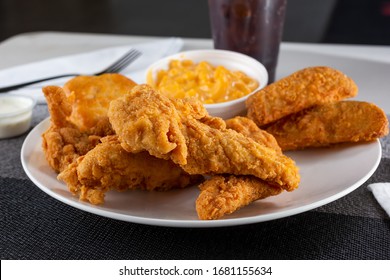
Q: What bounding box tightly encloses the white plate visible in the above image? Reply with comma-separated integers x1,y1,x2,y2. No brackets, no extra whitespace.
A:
21,118,382,228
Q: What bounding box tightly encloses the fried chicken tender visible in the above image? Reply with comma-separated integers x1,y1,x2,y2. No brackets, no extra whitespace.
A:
225,116,282,153
196,176,283,220
63,74,137,133
108,85,300,192
58,136,202,204
42,86,102,172
246,66,358,126
42,74,137,172
42,126,101,173
197,117,283,220
265,101,389,151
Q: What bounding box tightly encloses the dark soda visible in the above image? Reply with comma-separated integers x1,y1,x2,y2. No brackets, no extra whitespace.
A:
208,0,287,83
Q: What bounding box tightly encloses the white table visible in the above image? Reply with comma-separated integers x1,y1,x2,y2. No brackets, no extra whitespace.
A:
1,31,390,113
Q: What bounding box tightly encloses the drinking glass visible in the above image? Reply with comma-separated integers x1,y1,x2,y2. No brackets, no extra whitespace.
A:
208,0,287,83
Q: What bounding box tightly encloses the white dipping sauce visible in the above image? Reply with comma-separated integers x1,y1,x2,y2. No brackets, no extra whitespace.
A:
0,95,35,139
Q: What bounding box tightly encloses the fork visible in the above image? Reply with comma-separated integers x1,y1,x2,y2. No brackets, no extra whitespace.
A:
0,48,141,93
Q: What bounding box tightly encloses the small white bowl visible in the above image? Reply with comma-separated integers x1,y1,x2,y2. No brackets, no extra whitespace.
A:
0,95,36,139
146,49,268,119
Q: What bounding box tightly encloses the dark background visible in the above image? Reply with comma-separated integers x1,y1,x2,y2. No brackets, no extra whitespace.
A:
1,0,390,45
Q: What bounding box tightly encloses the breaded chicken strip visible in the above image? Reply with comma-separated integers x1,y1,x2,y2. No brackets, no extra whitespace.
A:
58,136,201,205
196,176,283,220
42,74,137,172
265,101,389,151
42,125,101,173
225,116,282,152
42,86,102,172
108,85,300,192
246,66,358,126
197,117,283,220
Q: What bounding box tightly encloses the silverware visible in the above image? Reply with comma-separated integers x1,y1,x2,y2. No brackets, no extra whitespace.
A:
0,48,142,93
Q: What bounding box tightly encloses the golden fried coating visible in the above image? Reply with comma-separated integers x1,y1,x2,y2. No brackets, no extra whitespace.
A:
43,85,72,128
42,74,136,173
265,101,389,151
42,86,102,172
63,74,137,133
196,176,283,220
42,125,101,173
246,66,358,126
197,118,283,220
43,77,201,204
58,136,201,205
108,85,300,192
225,116,282,153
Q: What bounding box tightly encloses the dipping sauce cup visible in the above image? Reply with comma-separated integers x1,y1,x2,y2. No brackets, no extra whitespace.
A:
208,0,287,83
0,95,35,139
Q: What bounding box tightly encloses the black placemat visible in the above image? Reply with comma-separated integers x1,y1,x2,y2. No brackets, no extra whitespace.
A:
1,106,389,259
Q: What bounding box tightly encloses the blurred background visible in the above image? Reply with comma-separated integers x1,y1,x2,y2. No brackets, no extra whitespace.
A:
1,0,390,45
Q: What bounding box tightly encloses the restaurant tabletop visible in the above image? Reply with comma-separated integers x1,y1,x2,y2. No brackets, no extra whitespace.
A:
1,32,389,259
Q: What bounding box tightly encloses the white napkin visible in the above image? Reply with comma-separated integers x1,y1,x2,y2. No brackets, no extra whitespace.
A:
0,37,183,103
367,183,390,217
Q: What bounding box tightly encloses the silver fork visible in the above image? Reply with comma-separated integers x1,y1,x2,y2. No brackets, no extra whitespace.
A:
0,48,142,93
